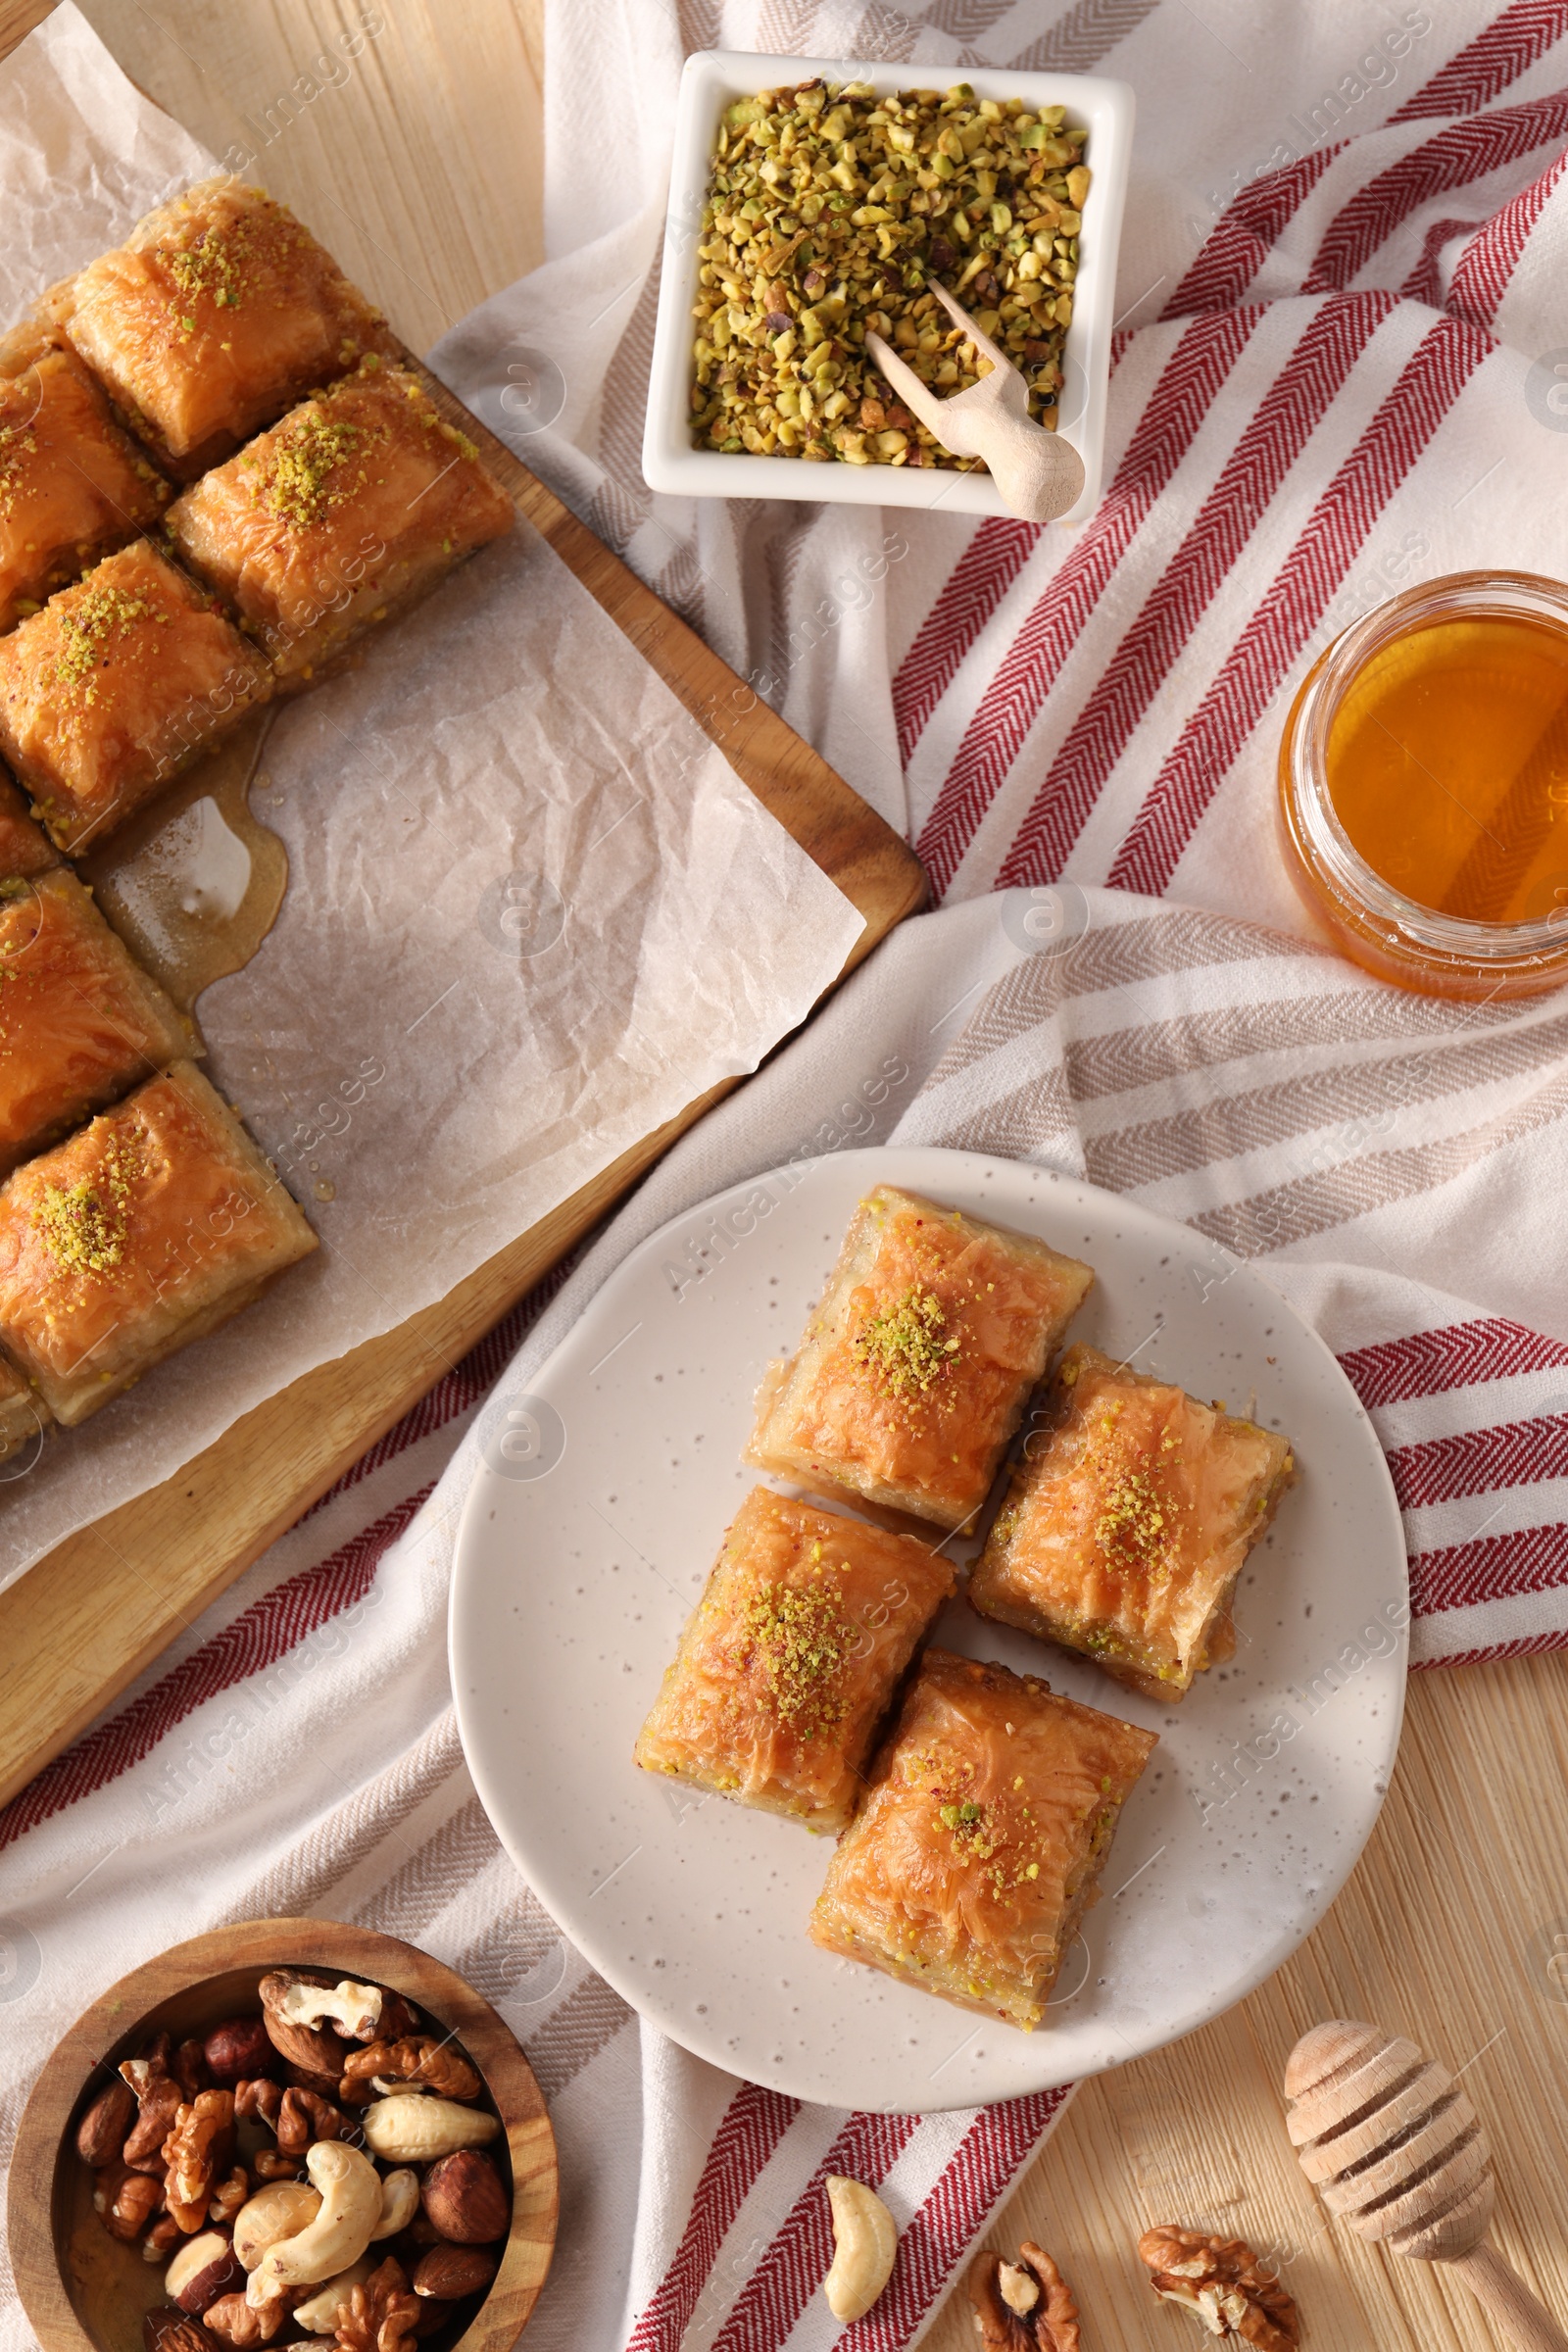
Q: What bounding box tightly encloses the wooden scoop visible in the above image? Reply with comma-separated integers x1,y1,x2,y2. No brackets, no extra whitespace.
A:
1285,2020,1568,2350
866,279,1084,524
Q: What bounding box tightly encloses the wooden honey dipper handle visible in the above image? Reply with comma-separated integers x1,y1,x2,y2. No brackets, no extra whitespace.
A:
1450,2247,1568,2352
1284,2021,1568,2352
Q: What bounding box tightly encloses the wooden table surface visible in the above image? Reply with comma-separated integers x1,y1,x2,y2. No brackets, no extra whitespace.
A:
21,6,1568,2348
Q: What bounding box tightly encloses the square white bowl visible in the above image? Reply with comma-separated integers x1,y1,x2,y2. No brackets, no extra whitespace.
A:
643,49,1135,523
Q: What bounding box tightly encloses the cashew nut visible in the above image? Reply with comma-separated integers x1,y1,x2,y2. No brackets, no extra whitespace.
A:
270,1976,383,2040
822,2175,897,2323
289,2255,374,2332
247,2141,383,2306
360,2093,500,2165
368,2169,419,2241
233,2180,322,2272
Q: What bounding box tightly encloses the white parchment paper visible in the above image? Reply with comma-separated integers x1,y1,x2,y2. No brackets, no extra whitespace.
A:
0,7,866,1586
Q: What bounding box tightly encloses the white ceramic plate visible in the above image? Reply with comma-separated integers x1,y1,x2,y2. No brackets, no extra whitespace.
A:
451,1148,1407,2113
642,52,1135,521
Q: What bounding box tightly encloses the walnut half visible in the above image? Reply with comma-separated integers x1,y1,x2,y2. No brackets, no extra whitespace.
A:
1137,2228,1299,2350
967,2243,1080,2350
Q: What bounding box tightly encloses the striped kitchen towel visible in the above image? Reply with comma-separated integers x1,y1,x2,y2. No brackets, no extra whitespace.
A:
8,3,1568,2349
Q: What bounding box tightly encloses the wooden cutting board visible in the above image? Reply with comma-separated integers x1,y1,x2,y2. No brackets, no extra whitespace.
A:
0,0,926,1809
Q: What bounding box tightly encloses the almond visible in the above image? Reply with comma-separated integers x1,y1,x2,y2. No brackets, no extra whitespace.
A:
419,2150,509,2244
76,2078,135,2168
412,2245,498,2299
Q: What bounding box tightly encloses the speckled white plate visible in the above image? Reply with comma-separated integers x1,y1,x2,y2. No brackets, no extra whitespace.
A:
450,1148,1407,2113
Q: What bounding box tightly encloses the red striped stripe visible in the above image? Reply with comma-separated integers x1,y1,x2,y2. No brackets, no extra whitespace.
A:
913,309,1263,896
892,520,1039,768
994,292,1393,885
845,2088,1073,2349
1301,86,1568,292
1390,1415,1568,1509
1339,1317,1568,1407
1399,213,1479,304
1447,141,1568,323
1390,0,1568,122
1413,1625,1568,1669
1409,1520,1568,1614
626,2082,801,2352
1164,148,1343,319
890,332,1135,773
1105,313,1490,896
710,2113,919,2352
0,1483,430,1855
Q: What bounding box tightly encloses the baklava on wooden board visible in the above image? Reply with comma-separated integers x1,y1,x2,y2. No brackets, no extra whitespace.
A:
0,1060,317,1425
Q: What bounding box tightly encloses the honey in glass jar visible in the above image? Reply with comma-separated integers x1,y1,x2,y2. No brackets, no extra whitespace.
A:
1279,571,1568,997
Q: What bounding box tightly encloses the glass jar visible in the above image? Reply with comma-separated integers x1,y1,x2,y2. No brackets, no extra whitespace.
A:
1278,568,1568,999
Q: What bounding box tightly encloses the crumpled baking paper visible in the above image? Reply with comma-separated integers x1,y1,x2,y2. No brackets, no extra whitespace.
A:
0,6,865,1589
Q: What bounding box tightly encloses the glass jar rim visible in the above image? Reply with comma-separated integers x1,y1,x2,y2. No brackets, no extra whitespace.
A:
1287,567,1568,972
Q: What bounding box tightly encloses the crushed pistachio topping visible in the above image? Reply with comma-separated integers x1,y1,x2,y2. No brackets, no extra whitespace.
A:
33,1134,140,1276
245,407,374,529
854,1283,959,1396
691,80,1087,465
738,1578,852,1736
162,220,252,331
52,582,164,702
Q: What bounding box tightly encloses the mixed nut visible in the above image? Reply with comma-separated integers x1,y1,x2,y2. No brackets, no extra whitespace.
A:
74,1968,510,2352
689,79,1089,468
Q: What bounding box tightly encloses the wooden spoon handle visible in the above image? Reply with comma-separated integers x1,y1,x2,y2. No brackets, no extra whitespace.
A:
1449,2244,1568,2351
973,405,1085,524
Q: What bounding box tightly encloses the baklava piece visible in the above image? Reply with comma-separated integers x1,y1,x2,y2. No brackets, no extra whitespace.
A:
169,361,514,686
0,869,194,1174
635,1486,954,1833
969,1345,1296,1701
0,1059,317,1425
747,1187,1094,1532
809,1649,1156,2029
0,772,58,877
0,1350,46,1462
0,539,272,852
52,176,397,478
0,346,170,634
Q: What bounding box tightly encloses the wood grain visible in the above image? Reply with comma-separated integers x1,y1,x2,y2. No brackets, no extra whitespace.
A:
7,1917,557,2352
0,1,925,1808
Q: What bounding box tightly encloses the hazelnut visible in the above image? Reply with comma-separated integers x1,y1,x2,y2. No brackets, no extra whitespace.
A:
412,2245,498,2299
167,2228,244,2313
205,2019,273,2085
76,2077,135,2168
419,2151,509,2245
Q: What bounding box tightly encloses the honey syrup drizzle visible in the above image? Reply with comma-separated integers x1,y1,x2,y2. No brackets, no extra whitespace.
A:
1326,612,1568,927
78,705,288,1012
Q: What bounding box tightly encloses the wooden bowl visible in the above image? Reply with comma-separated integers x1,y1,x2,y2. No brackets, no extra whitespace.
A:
7,1918,559,2352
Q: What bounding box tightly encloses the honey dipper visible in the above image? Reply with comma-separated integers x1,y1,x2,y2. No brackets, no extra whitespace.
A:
1285,2020,1568,2351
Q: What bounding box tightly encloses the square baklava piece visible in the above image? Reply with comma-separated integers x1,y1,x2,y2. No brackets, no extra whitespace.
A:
51,176,397,478
169,361,514,686
0,1060,317,1424
748,1187,1093,1532
0,346,171,633
635,1486,954,1833
969,1345,1296,1700
0,869,193,1173
809,1649,1156,2028
0,539,272,851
